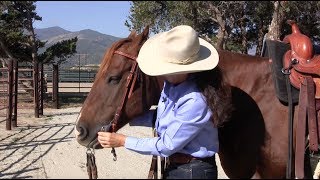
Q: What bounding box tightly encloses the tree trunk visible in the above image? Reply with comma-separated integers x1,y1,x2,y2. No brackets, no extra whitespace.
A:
241,18,247,54
0,58,8,68
255,20,265,56
0,38,16,65
214,11,226,50
207,3,226,50
26,12,39,118
265,1,287,41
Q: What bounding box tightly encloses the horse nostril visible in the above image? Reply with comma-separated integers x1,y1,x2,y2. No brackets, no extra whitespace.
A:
76,124,88,141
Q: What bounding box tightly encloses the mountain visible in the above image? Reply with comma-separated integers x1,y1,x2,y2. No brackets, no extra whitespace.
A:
35,26,122,69
35,26,71,40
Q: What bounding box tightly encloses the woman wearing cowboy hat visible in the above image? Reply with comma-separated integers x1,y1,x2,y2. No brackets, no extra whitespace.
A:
98,25,233,179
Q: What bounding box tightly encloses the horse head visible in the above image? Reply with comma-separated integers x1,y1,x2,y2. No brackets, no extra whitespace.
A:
74,26,161,148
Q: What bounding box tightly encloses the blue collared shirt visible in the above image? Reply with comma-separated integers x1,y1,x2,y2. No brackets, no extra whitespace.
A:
124,76,219,158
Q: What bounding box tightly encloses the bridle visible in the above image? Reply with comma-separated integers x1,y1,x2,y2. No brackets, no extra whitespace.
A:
106,50,140,132
86,49,140,179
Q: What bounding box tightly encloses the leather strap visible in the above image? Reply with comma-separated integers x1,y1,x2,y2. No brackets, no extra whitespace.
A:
306,76,318,151
148,155,158,179
85,50,138,180
285,71,295,179
169,153,215,165
109,51,138,132
169,153,197,164
148,109,159,179
86,152,98,179
295,76,318,179
295,78,308,179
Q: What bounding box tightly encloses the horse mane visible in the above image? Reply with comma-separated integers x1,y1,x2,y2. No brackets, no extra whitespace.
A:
94,38,132,81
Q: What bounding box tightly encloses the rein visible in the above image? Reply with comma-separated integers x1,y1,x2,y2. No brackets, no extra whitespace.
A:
86,50,139,179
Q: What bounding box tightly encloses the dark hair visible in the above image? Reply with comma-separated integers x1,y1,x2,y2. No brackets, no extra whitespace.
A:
194,66,233,127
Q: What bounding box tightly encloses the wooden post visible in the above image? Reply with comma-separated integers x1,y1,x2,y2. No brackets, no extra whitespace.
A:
6,60,13,130
33,61,39,118
52,66,55,102
39,62,43,115
78,54,81,93
12,59,18,127
52,64,59,109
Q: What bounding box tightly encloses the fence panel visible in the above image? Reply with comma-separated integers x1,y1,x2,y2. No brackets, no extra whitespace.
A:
0,60,15,130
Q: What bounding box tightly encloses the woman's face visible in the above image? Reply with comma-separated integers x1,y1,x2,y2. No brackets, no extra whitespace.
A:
162,73,188,85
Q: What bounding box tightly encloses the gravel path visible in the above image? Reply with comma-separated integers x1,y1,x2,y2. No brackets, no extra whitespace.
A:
0,107,228,179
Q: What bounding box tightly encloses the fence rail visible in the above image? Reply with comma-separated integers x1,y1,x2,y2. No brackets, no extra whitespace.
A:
44,69,97,83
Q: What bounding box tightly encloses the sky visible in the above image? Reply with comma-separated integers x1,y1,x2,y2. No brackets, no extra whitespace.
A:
33,1,132,38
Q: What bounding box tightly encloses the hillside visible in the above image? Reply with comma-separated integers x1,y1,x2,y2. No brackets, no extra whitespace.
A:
35,26,122,69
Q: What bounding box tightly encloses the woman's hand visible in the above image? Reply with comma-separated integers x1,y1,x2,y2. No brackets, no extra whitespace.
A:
97,132,127,148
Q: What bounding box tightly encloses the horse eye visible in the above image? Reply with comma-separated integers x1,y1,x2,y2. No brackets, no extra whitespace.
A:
108,76,121,84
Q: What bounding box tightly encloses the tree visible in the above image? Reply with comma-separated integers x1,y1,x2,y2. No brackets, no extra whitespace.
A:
0,1,78,66
265,1,288,41
0,1,78,117
125,1,320,55
244,1,274,55
39,37,78,66
125,1,269,53
0,1,31,66
281,1,320,42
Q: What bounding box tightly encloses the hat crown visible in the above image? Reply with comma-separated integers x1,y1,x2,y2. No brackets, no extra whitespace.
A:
159,25,200,64
136,24,219,76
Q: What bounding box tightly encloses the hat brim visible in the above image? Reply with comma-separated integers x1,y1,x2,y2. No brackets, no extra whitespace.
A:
137,35,219,76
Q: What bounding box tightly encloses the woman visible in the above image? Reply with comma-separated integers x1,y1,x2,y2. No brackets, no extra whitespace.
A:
97,25,233,179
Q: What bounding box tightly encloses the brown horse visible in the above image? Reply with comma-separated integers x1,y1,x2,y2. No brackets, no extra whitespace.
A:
74,26,299,178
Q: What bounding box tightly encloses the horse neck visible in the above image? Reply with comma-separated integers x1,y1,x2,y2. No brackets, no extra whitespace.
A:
156,76,164,90
143,74,164,106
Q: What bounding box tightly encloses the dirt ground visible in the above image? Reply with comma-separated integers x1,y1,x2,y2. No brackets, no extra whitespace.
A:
0,104,228,179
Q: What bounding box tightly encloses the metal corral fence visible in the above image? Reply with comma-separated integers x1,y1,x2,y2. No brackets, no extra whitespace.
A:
44,68,97,92
16,63,44,116
0,60,16,130
0,60,45,130
43,65,98,108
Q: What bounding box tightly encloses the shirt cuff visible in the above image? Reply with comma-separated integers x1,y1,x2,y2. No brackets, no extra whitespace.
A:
124,136,139,150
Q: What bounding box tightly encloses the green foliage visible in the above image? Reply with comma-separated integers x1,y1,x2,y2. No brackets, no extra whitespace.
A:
0,1,77,66
0,1,41,62
125,1,217,37
281,1,320,42
39,37,78,65
126,1,320,55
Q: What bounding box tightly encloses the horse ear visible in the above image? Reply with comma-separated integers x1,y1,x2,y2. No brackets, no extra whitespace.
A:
138,25,150,44
128,30,137,39
132,25,150,47
141,25,150,38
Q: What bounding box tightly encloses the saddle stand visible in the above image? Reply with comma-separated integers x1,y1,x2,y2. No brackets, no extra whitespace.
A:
282,20,320,179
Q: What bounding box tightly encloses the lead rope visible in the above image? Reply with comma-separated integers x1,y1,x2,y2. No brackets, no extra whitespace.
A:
147,108,167,179
148,108,158,179
86,148,98,179
85,123,117,179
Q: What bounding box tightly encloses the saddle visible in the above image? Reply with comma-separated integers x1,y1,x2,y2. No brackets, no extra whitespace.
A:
282,20,320,179
282,20,320,98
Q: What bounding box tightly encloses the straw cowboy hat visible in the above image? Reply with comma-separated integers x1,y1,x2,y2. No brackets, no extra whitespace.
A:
137,25,219,76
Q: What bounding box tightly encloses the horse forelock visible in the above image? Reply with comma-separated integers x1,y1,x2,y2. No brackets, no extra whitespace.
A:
94,29,150,84
93,38,132,82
